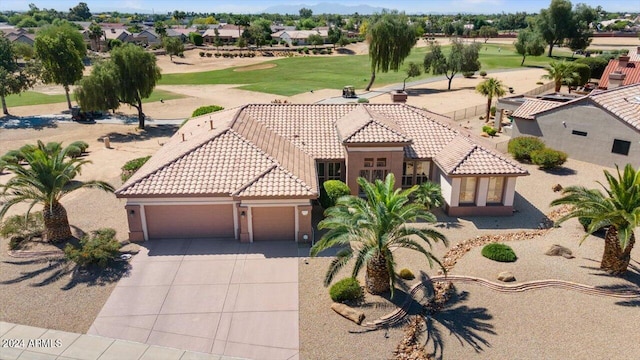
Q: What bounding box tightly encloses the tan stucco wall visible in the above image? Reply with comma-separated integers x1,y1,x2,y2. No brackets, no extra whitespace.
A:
345,147,405,194
124,205,144,242
513,104,640,168
297,205,313,243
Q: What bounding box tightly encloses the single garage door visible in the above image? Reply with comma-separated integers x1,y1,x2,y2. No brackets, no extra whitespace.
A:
251,206,295,241
145,204,234,239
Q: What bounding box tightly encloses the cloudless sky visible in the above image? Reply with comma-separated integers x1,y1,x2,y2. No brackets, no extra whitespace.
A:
0,0,635,15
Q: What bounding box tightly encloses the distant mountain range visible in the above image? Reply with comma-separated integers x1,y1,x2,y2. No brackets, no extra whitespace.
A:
263,3,388,15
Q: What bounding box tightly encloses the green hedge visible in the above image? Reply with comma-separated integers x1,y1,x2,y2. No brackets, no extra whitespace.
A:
508,137,545,162
329,277,363,302
398,268,415,280
121,156,151,182
531,148,567,169
481,243,517,262
192,105,224,118
319,180,351,209
574,56,609,79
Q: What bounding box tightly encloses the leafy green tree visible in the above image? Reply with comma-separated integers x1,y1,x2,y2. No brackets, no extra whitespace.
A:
541,60,580,92
75,43,161,129
365,12,417,91
310,174,447,296
551,164,640,275
299,8,313,19
535,0,573,57
34,23,86,109
307,33,324,49
461,42,481,74
337,36,350,48
188,32,203,46
0,141,114,243
163,36,184,62
1,36,40,115
513,28,546,66
402,62,421,91
476,77,506,123
68,2,92,21
236,36,247,49
479,25,498,43
12,42,35,60
154,21,167,38
424,39,474,90
567,3,597,53
327,26,342,48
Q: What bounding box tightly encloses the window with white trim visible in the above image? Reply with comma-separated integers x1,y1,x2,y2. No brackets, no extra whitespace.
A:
459,177,477,204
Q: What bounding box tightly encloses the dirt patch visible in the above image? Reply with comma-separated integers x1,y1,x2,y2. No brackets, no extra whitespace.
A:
233,63,278,72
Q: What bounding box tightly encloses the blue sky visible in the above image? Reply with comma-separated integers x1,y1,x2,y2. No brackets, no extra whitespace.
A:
0,0,635,14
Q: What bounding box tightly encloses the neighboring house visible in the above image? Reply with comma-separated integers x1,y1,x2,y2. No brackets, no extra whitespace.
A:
6,32,35,45
509,83,640,168
165,28,189,42
598,55,640,89
133,29,161,45
116,104,528,242
103,28,132,43
272,29,328,46
202,28,243,44
630,46,640,62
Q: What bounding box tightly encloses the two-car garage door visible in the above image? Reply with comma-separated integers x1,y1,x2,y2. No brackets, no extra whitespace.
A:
145,204,234,239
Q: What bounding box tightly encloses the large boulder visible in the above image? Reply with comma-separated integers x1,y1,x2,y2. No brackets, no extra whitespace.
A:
497,271,516,282
331,302,365,325
545,244,574,259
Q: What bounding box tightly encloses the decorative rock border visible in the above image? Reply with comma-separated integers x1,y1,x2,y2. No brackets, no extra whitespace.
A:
7,249,64,258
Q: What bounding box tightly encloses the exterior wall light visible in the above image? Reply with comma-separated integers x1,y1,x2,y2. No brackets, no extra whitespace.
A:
241,211,246,217
301,210,309,216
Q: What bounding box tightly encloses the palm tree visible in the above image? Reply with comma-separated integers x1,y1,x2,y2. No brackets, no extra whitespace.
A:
475,77,506,123
541,61,580,92
310,174,448,297
550,164,640,275
88,22,104,52
0,141,114,243
415,181,444,210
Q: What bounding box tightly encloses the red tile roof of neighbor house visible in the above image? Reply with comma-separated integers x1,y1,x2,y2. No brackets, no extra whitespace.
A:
598,58,640,89
116,104,527,198
510,83,640,132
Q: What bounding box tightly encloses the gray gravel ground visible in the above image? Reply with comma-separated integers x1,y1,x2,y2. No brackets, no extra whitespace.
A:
299,158,640,360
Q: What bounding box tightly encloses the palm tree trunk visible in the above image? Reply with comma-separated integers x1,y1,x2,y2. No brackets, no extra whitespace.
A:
484,97,492,123
365,253,390,294
600,227,635,275
43,202,72,243
554,81,561,93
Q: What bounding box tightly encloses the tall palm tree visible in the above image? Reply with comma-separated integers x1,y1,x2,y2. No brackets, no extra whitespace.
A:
541,61,579,92
550,164,640,275
310,174,448,297
0,141,114,243
475,77,506,123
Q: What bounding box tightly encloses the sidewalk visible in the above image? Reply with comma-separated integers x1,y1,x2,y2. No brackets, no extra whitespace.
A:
0,322,246,360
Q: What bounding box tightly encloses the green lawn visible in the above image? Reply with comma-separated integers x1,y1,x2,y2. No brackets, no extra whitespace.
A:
160,44,570,96
4,89,184,108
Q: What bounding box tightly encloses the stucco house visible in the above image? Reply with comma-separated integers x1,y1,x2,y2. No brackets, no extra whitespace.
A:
116,104,528,242
508,83,640,168
202,28,243,45
271,29,328,46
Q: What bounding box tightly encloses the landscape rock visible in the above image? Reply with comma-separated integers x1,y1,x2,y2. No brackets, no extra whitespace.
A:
497,271,516,282
119,243,140,254
545,244,574,259
331,302,365,325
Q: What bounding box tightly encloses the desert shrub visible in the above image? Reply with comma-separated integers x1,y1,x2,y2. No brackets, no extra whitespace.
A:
199,51,205,57
357,97,369,103
1,149,25,164
69,141,89,153
64,228,121,268
191,105,224,117
481,243,517,262
482,126,497,136
479,70,487,77
65,145,83,158
206,52,212,58
531,148,567,169
0,212,45,248
398,268,415,280
214,53,221,57
319,180,351,209
490,105,496,116
462,71,475,78
121,156,151,182
508,136,545,162
329,277,363,302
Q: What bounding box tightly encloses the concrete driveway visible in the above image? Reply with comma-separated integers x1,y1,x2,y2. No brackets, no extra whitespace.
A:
89,238,306,360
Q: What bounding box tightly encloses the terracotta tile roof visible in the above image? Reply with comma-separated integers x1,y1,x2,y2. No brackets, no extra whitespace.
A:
598,59,640,89
511,99,565,120
588,83,640,131
116,104,528,198
435,136,528,176
336,105,411,144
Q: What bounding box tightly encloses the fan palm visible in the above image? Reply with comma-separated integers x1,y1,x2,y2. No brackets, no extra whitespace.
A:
475,77,506,123
550,164,640,275
0,141,114,243
310,174,448,297
541,61,580,92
